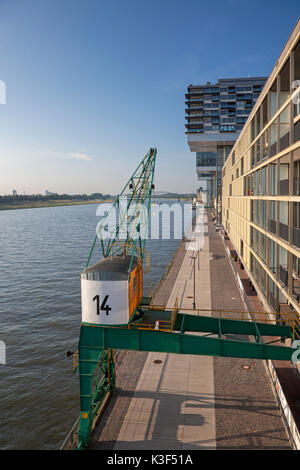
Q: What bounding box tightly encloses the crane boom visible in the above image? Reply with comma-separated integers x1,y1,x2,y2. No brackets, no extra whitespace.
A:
86,147,156,269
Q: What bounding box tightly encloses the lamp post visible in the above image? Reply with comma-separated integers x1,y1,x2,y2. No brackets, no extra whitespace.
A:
190,254,196,309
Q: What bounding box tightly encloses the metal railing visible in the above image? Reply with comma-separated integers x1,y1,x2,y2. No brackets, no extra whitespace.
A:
129,298,178,333
176,307,300,339
60,349,120,450
60,417,80,450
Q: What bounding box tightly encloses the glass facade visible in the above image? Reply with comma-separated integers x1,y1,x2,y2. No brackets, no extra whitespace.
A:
185,78,267,134
222,27,300,315
186,77,267,210
196,152,216,167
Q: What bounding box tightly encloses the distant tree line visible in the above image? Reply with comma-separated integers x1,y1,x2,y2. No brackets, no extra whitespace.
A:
152,192,196,199
0,193,114,203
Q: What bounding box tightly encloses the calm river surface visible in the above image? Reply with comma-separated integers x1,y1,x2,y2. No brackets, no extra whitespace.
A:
0,201,191,449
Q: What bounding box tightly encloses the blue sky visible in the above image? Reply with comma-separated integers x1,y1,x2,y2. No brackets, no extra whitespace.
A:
0,0,298,195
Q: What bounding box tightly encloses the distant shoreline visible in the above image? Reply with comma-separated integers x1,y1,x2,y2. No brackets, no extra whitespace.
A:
0,199,114,211
0,197,192,212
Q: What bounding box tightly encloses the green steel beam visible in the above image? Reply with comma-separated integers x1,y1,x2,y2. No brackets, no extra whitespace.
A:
76,314,298,448
173,313,292,338
79,320,294,362
77,347,115,448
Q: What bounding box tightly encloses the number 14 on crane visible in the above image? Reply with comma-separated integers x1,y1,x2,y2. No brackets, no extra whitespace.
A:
93,295,112,315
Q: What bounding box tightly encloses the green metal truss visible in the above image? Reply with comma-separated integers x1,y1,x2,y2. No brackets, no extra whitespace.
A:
85,147,157,269
77,148,157,448
77,348,115,449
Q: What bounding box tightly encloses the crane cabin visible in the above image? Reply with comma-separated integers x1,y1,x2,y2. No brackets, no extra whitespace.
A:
81,255,143,326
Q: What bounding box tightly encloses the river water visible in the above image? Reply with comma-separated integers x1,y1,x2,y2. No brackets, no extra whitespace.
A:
0,201,191,449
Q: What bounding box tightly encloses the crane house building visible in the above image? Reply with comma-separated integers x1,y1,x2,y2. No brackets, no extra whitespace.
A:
222,19,300,315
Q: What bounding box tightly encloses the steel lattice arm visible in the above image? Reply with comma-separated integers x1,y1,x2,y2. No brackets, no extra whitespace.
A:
86,148,157,268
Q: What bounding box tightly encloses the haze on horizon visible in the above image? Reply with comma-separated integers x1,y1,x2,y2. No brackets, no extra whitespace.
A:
0,0,298,196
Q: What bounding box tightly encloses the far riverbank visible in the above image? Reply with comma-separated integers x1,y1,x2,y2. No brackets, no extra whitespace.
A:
0,199,115,211
0,197,193,211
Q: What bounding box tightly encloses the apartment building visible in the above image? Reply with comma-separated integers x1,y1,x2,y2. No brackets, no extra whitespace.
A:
222,19,300,314
185,77,267,216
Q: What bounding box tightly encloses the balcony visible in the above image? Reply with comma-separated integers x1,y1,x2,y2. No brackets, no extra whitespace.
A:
220,103,236,109
186,114,203,119
186,107,202,112
186,99,203,104
279,132,290,152
187,90,203,95
186,129,203,134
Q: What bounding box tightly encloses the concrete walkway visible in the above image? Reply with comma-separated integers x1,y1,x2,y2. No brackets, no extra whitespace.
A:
91,211,290,450
114,214,216,450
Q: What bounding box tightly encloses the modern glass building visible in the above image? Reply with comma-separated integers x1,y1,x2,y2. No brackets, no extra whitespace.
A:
222,19,300,315
185,77,267,216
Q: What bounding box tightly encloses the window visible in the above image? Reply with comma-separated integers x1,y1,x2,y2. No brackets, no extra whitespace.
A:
279,58,290,107
255,110,261,136
261,200,267,229
251,119,255,140
279,245,288,288
220,125,236,132
262,98,268,128
269,201,277,235
261,166,267,195
293,39,300,118
270,163,278,196
279,105,290,151
256,200,261,226
269,80,277,119
270,119,278,157
262,130,268,160
256,139,261,164
255,169,261,196
251,145,255,167
270,239,277,275
269,277,277,309
279,201,289,242
279,157,289,195
196,152,216,167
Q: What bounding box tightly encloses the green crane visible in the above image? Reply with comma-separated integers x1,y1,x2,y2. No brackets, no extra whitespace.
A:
73,147,300,450
76,148,157,449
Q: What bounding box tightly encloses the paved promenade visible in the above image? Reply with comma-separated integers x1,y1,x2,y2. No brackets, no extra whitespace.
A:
91,212,290,450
